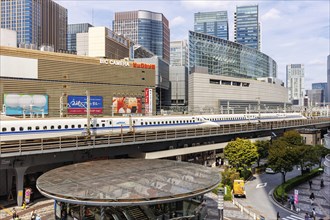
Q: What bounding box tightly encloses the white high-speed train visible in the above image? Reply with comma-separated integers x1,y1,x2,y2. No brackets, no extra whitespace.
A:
0,112,306,142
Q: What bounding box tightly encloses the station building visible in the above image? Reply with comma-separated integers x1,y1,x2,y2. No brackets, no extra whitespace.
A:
188,31,289,114
0,46,156,117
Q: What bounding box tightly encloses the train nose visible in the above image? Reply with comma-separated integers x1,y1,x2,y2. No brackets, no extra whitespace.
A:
201,121,219,128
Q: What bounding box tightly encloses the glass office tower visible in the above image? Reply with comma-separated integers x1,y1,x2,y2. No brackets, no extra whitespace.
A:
0,0,67,50
189,31,276,79
234,5,260,51
67,23,93,52
312,82,328,103
194,11,228,40
113,10,170,63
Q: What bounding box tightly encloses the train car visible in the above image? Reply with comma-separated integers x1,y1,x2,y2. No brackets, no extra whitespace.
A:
0,113,306,142
0,115,219,142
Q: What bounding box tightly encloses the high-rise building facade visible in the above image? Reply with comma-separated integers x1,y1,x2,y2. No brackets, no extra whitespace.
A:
170,40,188,67
234,5,260,51
67,23,93,52
312,82,327,104
113,10,170,63
194,11,228,40
189,31,276,78
286,64,305,105
327,55,330,103
0,0,67,51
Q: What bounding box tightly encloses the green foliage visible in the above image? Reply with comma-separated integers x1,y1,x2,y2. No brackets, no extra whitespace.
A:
293,145,319,175
221,168,240,187
212,184,232,201
314,145,330,167
281,130,303,146
273,168,321,202
240,168,252,180
268,139,296,183
255,140,270,167
224,138,258,172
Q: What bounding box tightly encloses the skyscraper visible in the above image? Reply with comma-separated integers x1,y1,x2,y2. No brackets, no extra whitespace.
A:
194,11,228,40
312,82,327,104
327,55,330,103
113,10,170,63
286,64,305,105
0,0,67,50
170,40,188,67
234,5,260,50
67,23,93,52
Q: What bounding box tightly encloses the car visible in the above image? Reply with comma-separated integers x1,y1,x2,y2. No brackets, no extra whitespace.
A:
265,167,276,174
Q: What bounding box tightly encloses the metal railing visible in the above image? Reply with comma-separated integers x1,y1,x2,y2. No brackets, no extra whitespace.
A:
1,118,329,157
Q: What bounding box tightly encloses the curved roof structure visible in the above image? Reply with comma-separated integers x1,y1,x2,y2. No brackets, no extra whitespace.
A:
37,159,220,206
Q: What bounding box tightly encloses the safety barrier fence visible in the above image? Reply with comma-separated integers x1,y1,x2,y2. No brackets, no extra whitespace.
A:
1,118,330,157
232,198,263,220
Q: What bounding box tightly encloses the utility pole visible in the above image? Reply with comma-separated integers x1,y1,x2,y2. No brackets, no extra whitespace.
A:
86,90,91,136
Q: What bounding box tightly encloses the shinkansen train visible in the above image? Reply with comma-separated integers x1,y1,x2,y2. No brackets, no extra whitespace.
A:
0,113,306,142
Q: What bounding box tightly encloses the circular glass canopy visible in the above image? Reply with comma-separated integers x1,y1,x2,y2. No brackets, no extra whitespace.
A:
37,159,221,206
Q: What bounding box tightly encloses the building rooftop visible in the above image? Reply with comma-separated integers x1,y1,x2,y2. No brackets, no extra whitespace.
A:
37,159,220,206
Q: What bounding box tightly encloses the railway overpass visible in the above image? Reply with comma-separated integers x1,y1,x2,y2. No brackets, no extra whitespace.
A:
1,117,330,206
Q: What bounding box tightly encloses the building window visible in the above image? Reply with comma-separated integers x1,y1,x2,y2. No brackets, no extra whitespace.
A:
210,79,220,84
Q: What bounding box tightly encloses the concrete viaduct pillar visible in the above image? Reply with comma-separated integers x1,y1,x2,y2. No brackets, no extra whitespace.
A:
15,166,28,206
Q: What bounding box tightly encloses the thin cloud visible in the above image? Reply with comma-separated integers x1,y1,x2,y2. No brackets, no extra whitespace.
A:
261,8,280,21
171,16,186,27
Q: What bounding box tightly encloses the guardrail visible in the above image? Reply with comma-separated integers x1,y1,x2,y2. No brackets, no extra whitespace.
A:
1,118,329,157
232,198,263,220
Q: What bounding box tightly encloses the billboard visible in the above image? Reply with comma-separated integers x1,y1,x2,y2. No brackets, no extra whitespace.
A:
145,88,153,115
67,95,103,114
112,97,142,114
4,94,48,115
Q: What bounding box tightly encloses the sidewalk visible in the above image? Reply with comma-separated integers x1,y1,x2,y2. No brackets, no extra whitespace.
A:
279,172,330,219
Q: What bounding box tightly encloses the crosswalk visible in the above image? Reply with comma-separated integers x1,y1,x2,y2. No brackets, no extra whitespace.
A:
282,214,304,220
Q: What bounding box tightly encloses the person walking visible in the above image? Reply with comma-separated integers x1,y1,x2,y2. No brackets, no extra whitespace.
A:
320,178,324,188
277,211,280,220
309,180,313,189
312,208,316,220
30,210,36,220
12,208,17,220
304,213,310,220
309,192,315,205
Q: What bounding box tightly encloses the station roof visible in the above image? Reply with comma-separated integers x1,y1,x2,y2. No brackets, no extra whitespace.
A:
37,159,220,206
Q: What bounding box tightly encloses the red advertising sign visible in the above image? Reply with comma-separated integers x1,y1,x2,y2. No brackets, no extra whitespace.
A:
133,62,156,69
145,88,152,115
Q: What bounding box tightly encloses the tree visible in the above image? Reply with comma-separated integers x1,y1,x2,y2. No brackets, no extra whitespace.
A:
293,145,319,175
314,144,330,167
255,140,270,167
281,130,303,146
221,167,240,187
268,139,296,183
224,138,258,173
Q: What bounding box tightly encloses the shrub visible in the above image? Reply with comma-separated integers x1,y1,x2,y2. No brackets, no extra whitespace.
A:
273,168,321,202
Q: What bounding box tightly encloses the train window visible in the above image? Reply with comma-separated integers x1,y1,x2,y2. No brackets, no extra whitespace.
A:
11,127,15,131
96,124,99,127
158,122,160,124
78,124,81,128
177,121,179,123
141,122,144,125
28,127,32,130
161,121,164,124
65,125,68,129
43,126,47,130
36,126,40,130
2,127,7,132
51,126,55,129
71,125,75,128
102,124,105,127
58,125,62,129
84,124,87,127
165,121,168,124
109,121,112,125
19,127,24,131
153,122,156,124
90,124,94,128
133,120,135,124
149,122,152,125
180,120,182,123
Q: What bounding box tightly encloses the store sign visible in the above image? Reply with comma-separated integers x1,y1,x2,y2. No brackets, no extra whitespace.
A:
4,93,48,115
67,95,103,114
99,58,130,67
133,62,155,70
145,88,153,115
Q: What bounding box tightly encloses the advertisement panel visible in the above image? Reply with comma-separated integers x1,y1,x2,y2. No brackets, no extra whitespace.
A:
4,94,48,115
112,97,142,114
144,88,153,115
67,95,103,114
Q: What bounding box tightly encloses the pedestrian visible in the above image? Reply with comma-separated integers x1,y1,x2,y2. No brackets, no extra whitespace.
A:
320,178,324,188
312,208,316,220
289,195,295,210
305,213,310,220
12,208,17,220
309,180,313,189
309,192,315,205
277,211,280,220
30,210,36,220
14,214,20,220
35,214,41,220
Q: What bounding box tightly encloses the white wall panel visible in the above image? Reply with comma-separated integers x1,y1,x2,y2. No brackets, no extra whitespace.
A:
0,55,38,79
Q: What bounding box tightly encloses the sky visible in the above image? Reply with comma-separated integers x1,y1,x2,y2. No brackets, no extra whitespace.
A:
55,0,330,89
